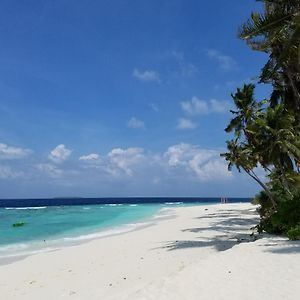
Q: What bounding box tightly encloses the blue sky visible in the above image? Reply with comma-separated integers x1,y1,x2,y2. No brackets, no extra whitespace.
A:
0,0,269,198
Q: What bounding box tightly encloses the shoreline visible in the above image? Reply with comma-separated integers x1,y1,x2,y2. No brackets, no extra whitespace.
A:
0,205,178,265
0,203,299,299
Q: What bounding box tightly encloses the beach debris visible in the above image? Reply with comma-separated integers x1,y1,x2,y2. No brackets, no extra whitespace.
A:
29,280,36,285
123,277,127,280
12,222,26,228
109,283,113,287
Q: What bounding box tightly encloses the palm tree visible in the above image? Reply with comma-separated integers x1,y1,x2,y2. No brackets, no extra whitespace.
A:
225,84,263,137
222,139,277,208
222,85,277,208
239,0,300,114
223,86,300,207
248,104,300,195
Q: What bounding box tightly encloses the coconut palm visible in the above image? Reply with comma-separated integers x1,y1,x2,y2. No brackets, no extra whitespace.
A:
239,0,300,113
248,104,300,195
225,84,263,137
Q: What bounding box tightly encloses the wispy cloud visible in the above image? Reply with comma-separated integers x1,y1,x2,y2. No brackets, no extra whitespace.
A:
0,143,32,160
133,69,160,82
37,163,63,178
79,153,101,162
79,144,231,181
107,147,145,176
177,118,197,130
48,144,72,164
172,51,198,77
205,49,238,71
209,99,231,113
127,117,145,129
181,97,209,115
164,143,231,181
149,103,159,112
0,165,24,179
181,97,230,115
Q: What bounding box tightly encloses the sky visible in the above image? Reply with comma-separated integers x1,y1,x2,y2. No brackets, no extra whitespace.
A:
0,0,269,199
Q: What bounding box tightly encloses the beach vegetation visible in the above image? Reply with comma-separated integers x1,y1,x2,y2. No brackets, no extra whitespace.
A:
222,0,300,239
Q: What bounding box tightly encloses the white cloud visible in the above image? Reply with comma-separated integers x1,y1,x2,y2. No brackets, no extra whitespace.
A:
36,163,63,178
37,163,63,178
149,103,159,112
188,154,231,181
127,117,145,129
79,153,101,162
206,49,238,71
181,97,230,115
107,147,145,176
164,143,232,181
165,143,197,167
177,118,197,130
133,69,160,82
48,144,72,164
0,165,23,179
209,99,231,113
172,51,198,77
0,143,32,159
181,97,209,115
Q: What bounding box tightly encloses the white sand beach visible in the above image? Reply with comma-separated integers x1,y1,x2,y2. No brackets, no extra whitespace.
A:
0,203,299,300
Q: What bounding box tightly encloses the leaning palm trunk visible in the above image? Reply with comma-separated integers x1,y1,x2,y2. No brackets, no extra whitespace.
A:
243,167,277,209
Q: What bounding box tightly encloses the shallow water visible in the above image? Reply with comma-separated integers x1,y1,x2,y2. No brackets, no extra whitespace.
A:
0,203,178,258
0,198,250,258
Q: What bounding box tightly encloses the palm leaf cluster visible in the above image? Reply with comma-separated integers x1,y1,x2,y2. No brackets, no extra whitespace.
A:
239,0,300,113
223,1,300,238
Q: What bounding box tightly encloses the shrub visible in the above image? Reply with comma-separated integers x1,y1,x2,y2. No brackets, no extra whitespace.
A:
253,189,300,239
287,224,300,240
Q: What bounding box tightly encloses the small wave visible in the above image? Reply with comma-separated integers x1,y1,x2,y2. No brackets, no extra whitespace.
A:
82,207,91,210
164,202,183,205
105,204,123,207
0,243,29,252
5,206,47,210
129,204,138,207
0,245,59,259
63,222,151,242
153,207,177,220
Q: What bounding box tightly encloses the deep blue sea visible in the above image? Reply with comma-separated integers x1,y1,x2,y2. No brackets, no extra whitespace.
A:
0,197,250,259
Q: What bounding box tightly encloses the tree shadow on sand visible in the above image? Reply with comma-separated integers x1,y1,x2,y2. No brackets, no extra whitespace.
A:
159,207,260,252
159,206,300,254
258,237,300,254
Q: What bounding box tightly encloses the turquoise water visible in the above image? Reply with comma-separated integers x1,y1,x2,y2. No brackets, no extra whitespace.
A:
0,203,179,258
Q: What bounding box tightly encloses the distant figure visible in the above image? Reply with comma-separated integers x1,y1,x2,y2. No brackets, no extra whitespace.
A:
220,197,228,204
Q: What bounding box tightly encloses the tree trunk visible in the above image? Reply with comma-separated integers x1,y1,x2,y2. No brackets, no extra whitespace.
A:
283,64,300,113
243,167,277,208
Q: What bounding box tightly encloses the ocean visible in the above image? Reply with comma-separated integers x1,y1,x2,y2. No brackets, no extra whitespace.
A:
0,197,250,259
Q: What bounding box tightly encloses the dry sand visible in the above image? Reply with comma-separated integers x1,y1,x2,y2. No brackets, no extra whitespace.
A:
0,203,299,300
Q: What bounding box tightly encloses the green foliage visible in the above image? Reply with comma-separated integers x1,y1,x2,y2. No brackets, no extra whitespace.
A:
12,222,25,228
223,1,300,240
287,224,300,240
239,0,300,113
252,191,274,217
253,188,300,238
